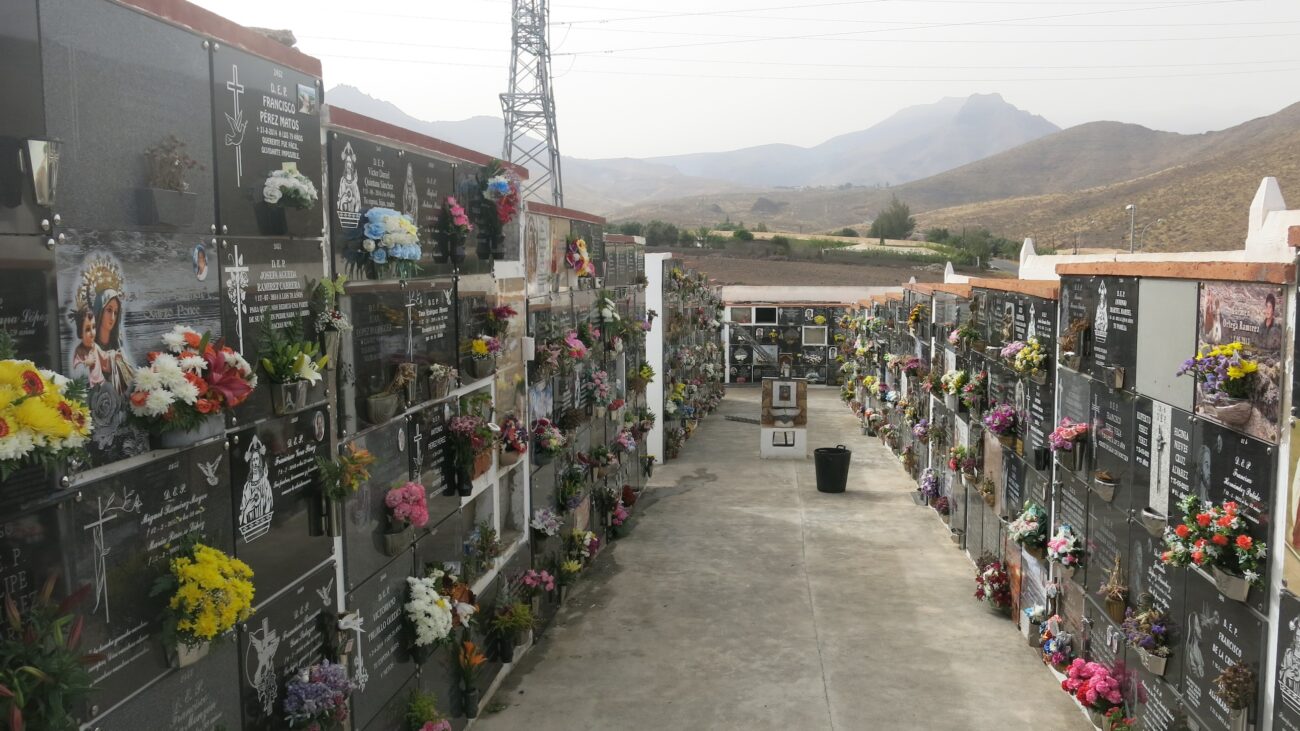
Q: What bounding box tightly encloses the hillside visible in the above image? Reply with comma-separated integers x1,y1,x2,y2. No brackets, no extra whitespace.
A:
612,100,1300,252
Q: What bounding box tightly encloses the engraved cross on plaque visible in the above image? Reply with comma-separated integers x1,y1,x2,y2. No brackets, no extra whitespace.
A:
225,243,250,351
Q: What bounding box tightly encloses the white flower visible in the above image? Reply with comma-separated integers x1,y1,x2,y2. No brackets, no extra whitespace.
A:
171,380,200,405
1243,569,1260,583
132,368,162,391
162,326,194,352
292,353,323,385
179,355,207,373
405,577,454,647
144,389,176,416
263,184,283,204
362,239,376,253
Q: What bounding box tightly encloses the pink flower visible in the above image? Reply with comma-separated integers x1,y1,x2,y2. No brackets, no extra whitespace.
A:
385,482,429,528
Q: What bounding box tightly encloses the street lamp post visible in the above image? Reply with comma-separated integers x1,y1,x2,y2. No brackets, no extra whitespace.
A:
1126,204,1136,253
1138,218,1165,250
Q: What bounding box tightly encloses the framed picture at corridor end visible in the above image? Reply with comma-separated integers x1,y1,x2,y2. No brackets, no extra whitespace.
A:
1195,281,1284,443
212,46,323,238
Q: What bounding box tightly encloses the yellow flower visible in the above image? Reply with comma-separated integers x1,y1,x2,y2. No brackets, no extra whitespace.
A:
471,340,489,357
561,560,581,574
15,398,72,438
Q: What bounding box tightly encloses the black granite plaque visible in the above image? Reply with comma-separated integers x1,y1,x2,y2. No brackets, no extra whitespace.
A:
343,418,410,591
410,284,457,401
1085,498,1130,608
57,231,222,466
239,563,335,731
449,167,495,276
0,501,67,617
1275,591,1300,731
1091,387,1137,509
92,639,242,731
1180,572,1265,731
1129,525,1187,686
1060,277,1097,376
231,405,331,599
982,501,1002,558
1058,368,1092,425
1060,478,1090,582
1025,469,1049,509
1004,456,1025,514
1135,669,1189,731
409,403,456,525
0,235,58,367
413,512,465,577
778,307,802,326
0,0,45,234
1168,407,1196,515
72,440,233,711
361,676,420,731
345,286,412,426
1026,379,1053,465
212,46,323,238
346,561,416,729
1092,277,1138,381
40,0,215,234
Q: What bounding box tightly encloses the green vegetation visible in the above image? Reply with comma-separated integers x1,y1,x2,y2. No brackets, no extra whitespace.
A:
732,228,754,241
833,228,860,237
867,196,916,240
924,226,1022,265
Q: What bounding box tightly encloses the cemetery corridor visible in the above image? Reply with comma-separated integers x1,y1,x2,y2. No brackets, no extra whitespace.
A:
476,389,1091,730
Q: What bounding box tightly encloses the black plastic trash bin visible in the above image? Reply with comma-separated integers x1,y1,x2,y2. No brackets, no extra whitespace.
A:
814,444,851,493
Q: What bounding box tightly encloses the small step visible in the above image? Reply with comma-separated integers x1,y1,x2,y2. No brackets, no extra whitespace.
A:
724,415,761,425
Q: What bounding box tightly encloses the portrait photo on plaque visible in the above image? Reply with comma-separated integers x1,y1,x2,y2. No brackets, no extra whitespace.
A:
1193,281,1284,443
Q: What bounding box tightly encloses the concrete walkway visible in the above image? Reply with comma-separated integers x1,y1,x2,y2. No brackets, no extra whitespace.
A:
477,389,1092,730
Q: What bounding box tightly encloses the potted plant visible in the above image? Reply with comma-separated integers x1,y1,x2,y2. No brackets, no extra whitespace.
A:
433,196,473,264
530,418,566,465
383,482,429,556
1121,595,1173,676
1047,524,1085,579
1160,494,1266,601
127,326,255,448
456,641,487,718
282,660,356,729
138,135,201,227
1049,418,1089,472
428,363,457,400
1060,318,1089,371
311,275,351,366
405,689,452,731
404,575,455,660
1009,502,1049,559
258,316,327,416
974,554,1012,614
0,333,92,479
1098,555,1128,623
1060,659,1124,726
1093,469,1119,503
352,206,423,279
488,598,536,663
317,445,375,537
1212,661,1255,731
1176,342,1259,428
0,577,102,730
259,168,319,235
498,415,529,467
466,334,500,380
152,541,254,667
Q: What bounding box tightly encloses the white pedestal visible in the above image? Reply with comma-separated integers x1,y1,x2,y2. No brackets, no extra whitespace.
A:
760,427,808,459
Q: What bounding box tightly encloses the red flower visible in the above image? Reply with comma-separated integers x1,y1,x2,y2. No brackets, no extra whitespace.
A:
1191,550,1205,565
1195,538,1207,548
203,345,253,408
0,416,10,438
1217,515,1234,528
1237,535,1253,550
1196,513,1212,527
1223,501,1239,515
195,399,217,414
19,369,44,396
1212,534,1229,546
130,391,149,408
1175,525,1191,539
1161,551,1172,562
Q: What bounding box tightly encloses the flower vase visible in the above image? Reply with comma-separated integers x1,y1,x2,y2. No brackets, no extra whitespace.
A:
382,525,412,557
643,459,654,478
463,688,480,719
945,393,958,411
325,497,344,538
497,634,516,664
367,392,400,425
910,491,927,506
1030,370,1048,385
155,413,225,449
517,628,533,650
429,376,451,400
534,449,555,466
1086,708,1104,728
961,472,976,488
1229,709,1249,731
472,449,493,479
1139,509,1166,537
1026,621,1042,648
1105,599,1126,624
1138,649,1167,676
470,358,494,380
321,330,341,369
1214,396,1253,429
499,449,522,467
171,640,210,668
1058,446,1085,473
1063,353,1082,371
1060,564,1076,581
594,405,607,419
1025,544,1046,561
1033,447,1051,471
1091,477,1117,503
1212,566,1251,602
457,466,474,497
1108,366,1125,390
271,381,308,416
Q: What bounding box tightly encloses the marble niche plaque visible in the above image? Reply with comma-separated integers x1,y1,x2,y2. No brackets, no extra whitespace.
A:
1129,525,1188,687
1134,669,1190,731
1090,277,1138,386
230,405,332,600
238,563,336,731
343,286,412,430
343,418,410,591
57,231,221,466
1058,477,1089,585
1059,276,1097,377
91,639,241,731
1180,571,1265,731
1084,497,1130,613
345,562,416,729
409,284,457,402
1090,387,1137,511
409,402,458,526
72,439,233,712
212,45,323,238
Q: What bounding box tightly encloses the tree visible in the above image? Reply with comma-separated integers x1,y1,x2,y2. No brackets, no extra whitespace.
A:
732,228,754,242
617,221,644,236
867,196,916,240
755,222,768,232
924,227,950,244
678,229,696,247
644,220,679,247
834,228,859,238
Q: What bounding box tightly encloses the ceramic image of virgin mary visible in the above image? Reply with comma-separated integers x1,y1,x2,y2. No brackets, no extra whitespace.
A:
336,141,361,230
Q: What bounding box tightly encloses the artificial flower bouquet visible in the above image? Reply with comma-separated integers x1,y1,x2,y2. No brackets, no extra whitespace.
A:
947,445,978,475
468,335,501,361
311,275,352,334
483,304,518,338
283,661,356,730
520,568,557,598
0,342,92,478
1060,659,1124,717
974,554,1012,610
960,370,986,410
563,329,589,361
982,403,1017,436
567,529,601,566
530,507,563,538
258,316,328,387
407,689,453,731
947,321,979,348
433,196,473,262
483,164,521,224
1049,418,1088,452
1007,337,1047,377
1176,341,1258,400
317,444,376,502
129,326,256,433
1046,524,1084,567
530,418,566,459
565,238,596,277
263,168,318,209
498,415,529,464
1212,661,1256,713
1161,494,1267,589
584,370,613,412
939,369,967,396
911,418,931,443
919,468,940,501
907,303,927,333
405,574,456,649
385,482,430,531
449,413,496,484
1009,502,1049,549
614,428,638,453
358,207,423,277
153,542,254,666
1122,598,1173,666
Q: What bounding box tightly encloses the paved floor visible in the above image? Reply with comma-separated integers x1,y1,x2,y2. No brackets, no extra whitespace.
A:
476,389,1092,730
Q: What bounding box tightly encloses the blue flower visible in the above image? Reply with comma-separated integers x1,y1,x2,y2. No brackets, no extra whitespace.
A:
371,248,388,264
364,222,386,239
489,180,511,196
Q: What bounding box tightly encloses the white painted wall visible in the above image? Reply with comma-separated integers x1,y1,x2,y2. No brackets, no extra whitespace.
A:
645,253,671,464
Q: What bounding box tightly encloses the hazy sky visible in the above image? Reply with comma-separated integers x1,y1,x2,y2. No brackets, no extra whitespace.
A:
192,0,1300,159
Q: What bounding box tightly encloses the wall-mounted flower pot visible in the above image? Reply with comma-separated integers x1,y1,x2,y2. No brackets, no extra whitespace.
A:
1059,564,1076,581
950,529,965,548
1030,370,1047,386
1215,397,1253,429
499,449,522,467
1025,544,1046,561
1033,447,1051,471
463,687,480,719
1057,446,1085,473
271,381,308,416
321,330,341,369
155,413,225,450
1138,649,1167,677
472,449,493,479
534,449,555,466
1212,566,1250,602
1229,708,1249,731
1091,477,1117,503
255,203,288,236
170,640,210,668
1140,508,1166,537
984,345,1000,357
470,358,495,380
456,466,474,497
961,472,976,488
382,526,412,557
1026,621,1042,648
593,405,607,419
1063,353,1082,371
137,187,196,228
1108,366,1125,390
944,393,959,411
1105,599,1126,624
910,491,927,505
429,376,451,400
367,392,400,424
324,496,344,537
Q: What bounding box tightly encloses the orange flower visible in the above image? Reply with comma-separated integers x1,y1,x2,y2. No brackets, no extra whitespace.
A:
1223,501,1238,515
130,391,149,408
1217,515,1234,528
1212,534,1229,546
459,641,486,670
19,369,44,396
195,399,217,414
1191,550,1205,565
1236,535,1253,550
1196,513,1212,527
183,331,202,348
1175,525,1191,539
1160,551,1172,562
